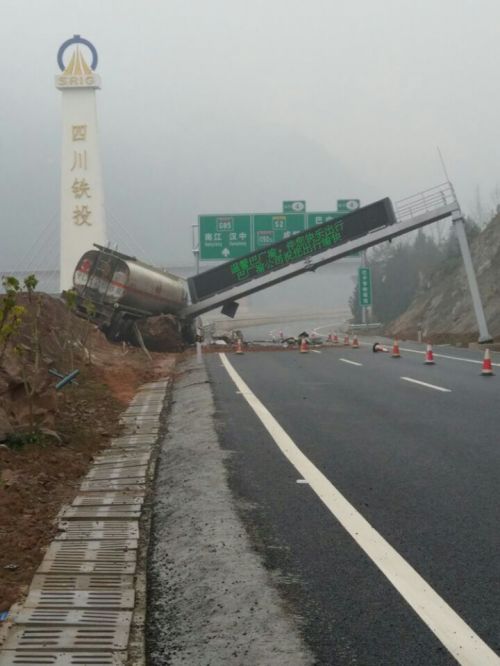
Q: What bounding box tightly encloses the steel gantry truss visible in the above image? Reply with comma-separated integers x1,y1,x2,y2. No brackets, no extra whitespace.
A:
183,182,491,342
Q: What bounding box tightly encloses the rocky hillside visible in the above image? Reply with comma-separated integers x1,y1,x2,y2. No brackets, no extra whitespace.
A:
386,213,500,343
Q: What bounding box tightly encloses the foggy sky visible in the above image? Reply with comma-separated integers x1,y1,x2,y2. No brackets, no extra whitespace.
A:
2,0,500,272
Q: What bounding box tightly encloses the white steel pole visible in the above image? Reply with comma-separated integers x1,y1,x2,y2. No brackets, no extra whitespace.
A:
452,212,492,342
361,250,367,325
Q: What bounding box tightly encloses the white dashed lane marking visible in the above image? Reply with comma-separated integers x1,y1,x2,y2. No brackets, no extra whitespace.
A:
219,353,498,665
400,377,451,392
339,358,363,367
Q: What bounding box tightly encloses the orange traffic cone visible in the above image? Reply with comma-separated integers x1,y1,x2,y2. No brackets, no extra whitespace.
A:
333,332,339,344
344,334,350,346
352,335,360,349
235,338,244,355
300,337,309,353
391,339,401,358
481,348,494,376
424,343,435,365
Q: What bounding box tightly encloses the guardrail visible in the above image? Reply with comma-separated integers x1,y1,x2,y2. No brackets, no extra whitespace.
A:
349,323,383,330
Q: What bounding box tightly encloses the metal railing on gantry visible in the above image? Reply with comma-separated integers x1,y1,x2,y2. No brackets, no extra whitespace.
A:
394,182,459,223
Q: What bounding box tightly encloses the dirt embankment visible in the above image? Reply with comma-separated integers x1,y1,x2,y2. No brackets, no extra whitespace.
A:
0,292,176,612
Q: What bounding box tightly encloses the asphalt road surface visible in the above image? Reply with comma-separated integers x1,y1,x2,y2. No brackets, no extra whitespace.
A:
205,343,500,665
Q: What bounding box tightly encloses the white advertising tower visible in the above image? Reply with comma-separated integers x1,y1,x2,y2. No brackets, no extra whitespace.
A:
55,35,107,291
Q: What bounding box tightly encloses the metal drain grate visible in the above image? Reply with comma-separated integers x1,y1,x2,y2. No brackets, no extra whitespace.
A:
96,447,152,456
2,625,128,651
126,421,159,429
79,480,145,493
0,377,169,666
37,561,136,575
44,541,137,561
56,521,139,541
105,446,153,454
121,415,160,424
101,450,152,459
30,574,134,592
120,418,160,428
120,426,159,437
14,609,132,627
138,379,169,390
127,403,163,412
92,454,151,466
123,410,162,420
124,402,163,412
109,435,155,445
23,590,135,610
72,495,143,507
90,460,150,470
85,466,147,481
120,413,159,421
0,651,126,665
61,506,141,520
121,401,160,409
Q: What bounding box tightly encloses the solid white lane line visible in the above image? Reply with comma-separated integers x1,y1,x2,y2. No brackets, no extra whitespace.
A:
400,377,452,393
339,358,363,367
310,349,322,354
400,347,500,367
219,353,499,665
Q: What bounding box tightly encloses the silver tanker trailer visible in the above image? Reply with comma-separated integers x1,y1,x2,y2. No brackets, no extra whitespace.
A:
72,245,197,344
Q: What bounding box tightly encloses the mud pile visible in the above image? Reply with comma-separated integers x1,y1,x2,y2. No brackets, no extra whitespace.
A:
135,313,185,352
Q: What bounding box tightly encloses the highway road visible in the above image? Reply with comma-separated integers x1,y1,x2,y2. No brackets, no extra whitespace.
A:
205,343,500,665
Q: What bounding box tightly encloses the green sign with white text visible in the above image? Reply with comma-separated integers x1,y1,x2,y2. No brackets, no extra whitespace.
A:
199,215,252,260
307,211,345,226
337,199,360,213
199,200,361,260
358,266,372,306
254,213,305,248
283,200,306,213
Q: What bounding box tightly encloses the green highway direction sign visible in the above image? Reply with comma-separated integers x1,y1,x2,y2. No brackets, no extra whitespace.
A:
307,211,345,226
254,213,304,248
199,202,361,260
358,266,372,306
198,215,252,260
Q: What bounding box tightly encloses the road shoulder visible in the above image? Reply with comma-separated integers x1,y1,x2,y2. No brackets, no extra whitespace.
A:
147,356,314,665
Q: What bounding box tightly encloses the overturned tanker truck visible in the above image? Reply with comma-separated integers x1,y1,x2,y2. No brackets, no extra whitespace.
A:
72,245,198,347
